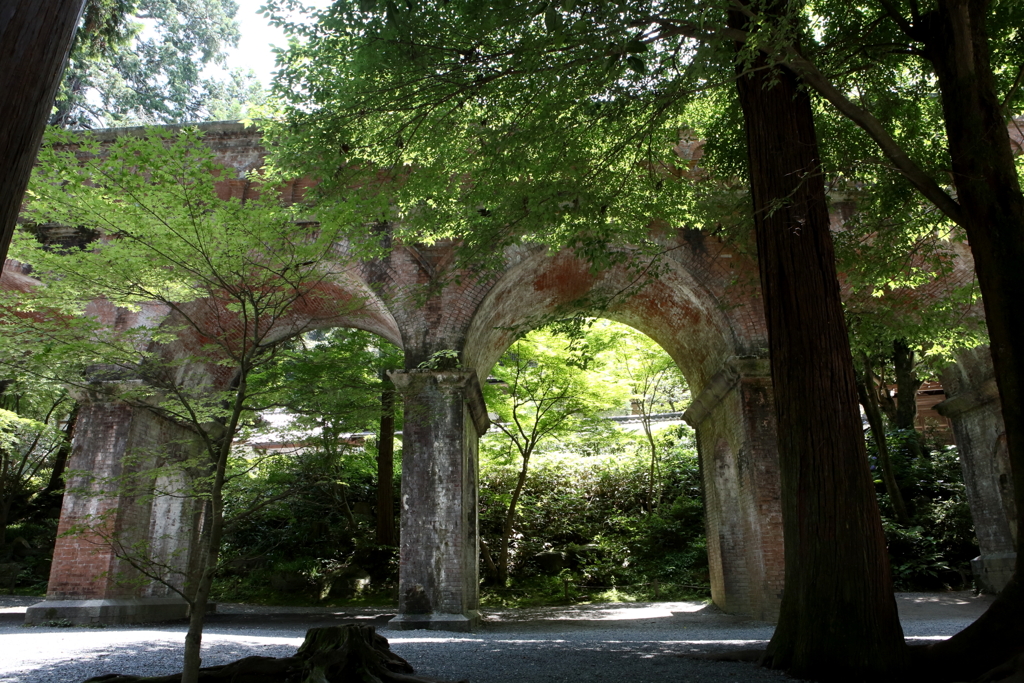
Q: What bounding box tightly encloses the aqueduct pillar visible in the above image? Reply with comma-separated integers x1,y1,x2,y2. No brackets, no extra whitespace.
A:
26,388,203,625
684,356,783,622
388,369,489,631
938,347,1017,592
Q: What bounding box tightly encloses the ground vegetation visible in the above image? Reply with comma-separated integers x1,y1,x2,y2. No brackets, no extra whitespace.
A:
481,326,624,584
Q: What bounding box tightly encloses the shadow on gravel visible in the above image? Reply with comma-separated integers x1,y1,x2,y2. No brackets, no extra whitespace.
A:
389,637,786,683
203,612,395,629
1,640,296,683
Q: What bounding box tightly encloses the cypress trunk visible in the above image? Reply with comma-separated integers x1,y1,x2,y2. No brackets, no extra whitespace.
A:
0,1,87,264
731,10,907,679
914,0,1024,678
891,340,922,432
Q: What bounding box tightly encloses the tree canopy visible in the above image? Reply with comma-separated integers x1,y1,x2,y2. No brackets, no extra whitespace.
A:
53,0,268,128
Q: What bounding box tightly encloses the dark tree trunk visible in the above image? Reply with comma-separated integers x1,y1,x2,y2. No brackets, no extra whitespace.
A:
857,364,912,526
911,0,1024,678
376,380,397,547
731,9,907,680
0,1,87,267
891,340,922,432
0,493,10,548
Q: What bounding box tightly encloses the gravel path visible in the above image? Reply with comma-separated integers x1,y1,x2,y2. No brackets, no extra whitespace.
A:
0,592,992,683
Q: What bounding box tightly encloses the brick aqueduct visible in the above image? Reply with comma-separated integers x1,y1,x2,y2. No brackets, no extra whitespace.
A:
4,122,1016,629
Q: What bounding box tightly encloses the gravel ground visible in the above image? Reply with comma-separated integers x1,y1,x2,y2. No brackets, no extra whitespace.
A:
0,592,992,683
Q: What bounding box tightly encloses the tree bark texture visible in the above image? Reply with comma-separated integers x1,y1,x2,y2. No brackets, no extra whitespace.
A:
81,624,464,683
731,11,907,680
911,0,1024,678
376,381,397,547
0,1,87,266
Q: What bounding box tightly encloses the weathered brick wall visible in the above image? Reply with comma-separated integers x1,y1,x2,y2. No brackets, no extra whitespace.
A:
48,393,203,600
462,245,758,393
38,119,1007,624
685,358,782,621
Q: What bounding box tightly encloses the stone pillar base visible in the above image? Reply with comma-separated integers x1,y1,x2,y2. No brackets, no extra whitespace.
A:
388,611,480,632
24,597,214,626
971,552,1016,594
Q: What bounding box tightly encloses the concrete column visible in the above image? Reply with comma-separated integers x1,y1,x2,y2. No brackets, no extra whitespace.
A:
26,390,203,625
388,369,489,631
684,357,783,622
938,347,1017,593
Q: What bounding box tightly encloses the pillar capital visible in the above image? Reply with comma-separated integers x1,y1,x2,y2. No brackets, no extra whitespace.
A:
388,369,490,436
684,356,770,428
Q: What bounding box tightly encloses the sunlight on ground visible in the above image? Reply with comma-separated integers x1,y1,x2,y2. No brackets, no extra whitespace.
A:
485,601,706,623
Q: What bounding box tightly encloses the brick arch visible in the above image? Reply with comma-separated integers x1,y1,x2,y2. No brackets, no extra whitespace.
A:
463,246,751,396
134,267,404,393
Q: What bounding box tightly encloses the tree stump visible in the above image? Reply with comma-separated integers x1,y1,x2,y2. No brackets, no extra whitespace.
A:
82,624,466,683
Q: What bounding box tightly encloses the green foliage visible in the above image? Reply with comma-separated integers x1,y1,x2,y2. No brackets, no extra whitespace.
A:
866,432,978,590
214,327,402,604
479,423,707,596
485,327,624,455
55,0,262,127
416,349,461,371
215,441,400,604
247,327,403,442
263,0,732,270
2,124,377,679
0,373,74,566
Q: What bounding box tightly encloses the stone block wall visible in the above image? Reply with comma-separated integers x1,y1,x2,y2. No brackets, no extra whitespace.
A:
389,369,489,631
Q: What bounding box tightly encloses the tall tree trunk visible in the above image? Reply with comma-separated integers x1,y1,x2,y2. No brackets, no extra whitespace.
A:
181,375,249,683
731,9,907,679
0,1,88,266
0,449,10,548
892,339,926,462
913,1,1024,678
856,361,912,526
375,380,397,547
0,493,10,549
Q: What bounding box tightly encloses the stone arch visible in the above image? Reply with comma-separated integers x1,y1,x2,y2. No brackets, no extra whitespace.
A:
454,245,783,622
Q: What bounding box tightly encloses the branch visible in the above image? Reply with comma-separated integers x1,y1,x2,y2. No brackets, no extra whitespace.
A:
1002,62,1024,112
644,15,965,226
779,49,963,225
876,0,916,38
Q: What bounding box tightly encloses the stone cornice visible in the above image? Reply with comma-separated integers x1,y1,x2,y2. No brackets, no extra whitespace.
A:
683,356,770,428
935,377,1000,418
388,369,490,436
